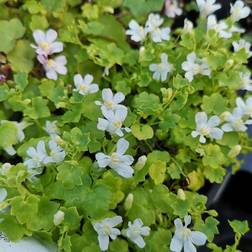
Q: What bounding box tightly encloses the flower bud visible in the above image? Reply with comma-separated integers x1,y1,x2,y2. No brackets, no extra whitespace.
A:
124,193,134,211
177,189,186,200
53,210,65,226
225,59,234,69
134,155,147,171
228,145,242,158
1,163,12,175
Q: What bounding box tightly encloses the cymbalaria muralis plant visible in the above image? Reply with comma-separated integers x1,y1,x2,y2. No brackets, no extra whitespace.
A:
0,0,252,251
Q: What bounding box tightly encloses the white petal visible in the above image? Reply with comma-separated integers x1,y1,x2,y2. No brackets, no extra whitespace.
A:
191,131,199,138
74,74,83,87
210,128,223,140
102,88,113,101
195,112,208,125
132,236,146,248
110,228,121,240
221,123,233,132
84,74,94,85
97,118,109,131
95,153,111,168
174,218,183,230
98,234,109,251
108,216,123,226
199,135,206,143
33,30,45,44
88,84,99,94
0,188,7,202
170,235,183,252
116,138,129,155
50,42,63,54
184,215,191,227
115,107,128,121
114,92,125,104
140,227,150,236
208,115,220,127
4,146,16,156
113,164,134,178
191,231,207,246
184,240,197,252
45,29,57,43
46,70,57,80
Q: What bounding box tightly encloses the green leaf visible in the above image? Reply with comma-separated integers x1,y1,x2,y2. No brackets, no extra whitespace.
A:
133,92,162,118
149,161,166,185
0,121,18,148
131,124,154,140
0,85,10,102
123,0,164,17
109,239,128,252
61,207,82,231
70,127,91,152
8,40,35,73
229,220,249,236
41,0,66,12
24,97,50,119
0,18,25,53
30,15,49,30
202,93,227,114
14,72,28,91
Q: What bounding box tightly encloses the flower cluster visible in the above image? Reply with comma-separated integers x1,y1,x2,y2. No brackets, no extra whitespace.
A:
96,88,130,137
31,29,67,80
126,13,171,43
92,216,150,251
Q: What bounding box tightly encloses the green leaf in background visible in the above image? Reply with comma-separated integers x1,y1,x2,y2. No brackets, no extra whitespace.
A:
8,40,35,73
41,0,66,12
123,0,164,17
202,93,227,114
0,18,25,53
149,161,166,185
14,72,29,91
24,97,50,119
0,121,18,148
0,85,9,102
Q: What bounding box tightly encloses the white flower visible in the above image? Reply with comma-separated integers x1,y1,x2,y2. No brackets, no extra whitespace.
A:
73,74,99,96
0,188,7,202
230,0,251,22
196,0,221,17
183,19,194,33
207,15,232,38
165,0,183,18
31,29,63,56
44,139,65,164
97,107,130,137
182,52,211,82
44,121,59,137
53,210,65,226
221,109,252,132
232,39,252,58
38,55,67,80
125,218,150,248
24,141,48,170
236,97,252,118
239,72,252,91
95,138,134,178
149,53,173,82
126,20,147,42
145,13,171,43
229,25,245,34
93,216,122,251
95,88,126,112
170,215,207,252
191,112,223,143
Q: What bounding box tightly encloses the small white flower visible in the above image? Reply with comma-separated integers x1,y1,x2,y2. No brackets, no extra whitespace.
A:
126,20,147,42
236,97,252,118
196,0,221,17
31,29,63,56
44,120,59,137
221,109,252,132
229,25,245,34
183,19,194,33
239,72,252,91
95,138,134,178
182,52,211,82
95,88,126,112
149,53,173,82
125,218,150,248
230,0,251,22
170,215,207,252
97,107,130,137
93,216,122,251
232,39,252,58
53,210,65,226
191,112,223,143
165,0,183,18
38,55,67,80
73,74,99,96
145,13,171,43
0,188,7,202
44,139,66,164
207,15,232,38
24,141,48,170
